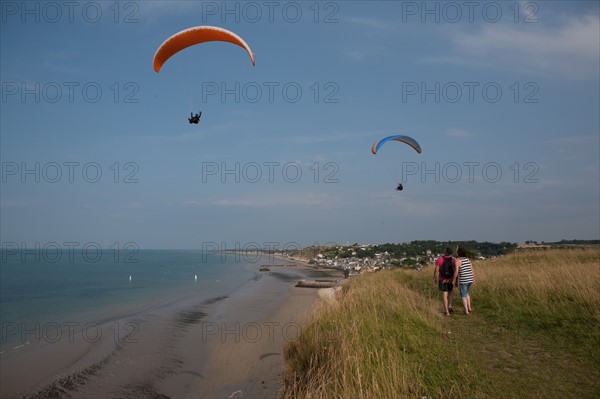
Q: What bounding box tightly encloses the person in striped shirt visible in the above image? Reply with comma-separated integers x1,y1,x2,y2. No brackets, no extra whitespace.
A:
454,247,475,315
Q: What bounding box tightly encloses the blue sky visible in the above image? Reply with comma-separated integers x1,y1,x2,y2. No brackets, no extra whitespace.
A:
1,1,599,249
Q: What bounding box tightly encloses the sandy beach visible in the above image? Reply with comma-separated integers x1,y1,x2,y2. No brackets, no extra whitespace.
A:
158,257,343,398
1,256,343,399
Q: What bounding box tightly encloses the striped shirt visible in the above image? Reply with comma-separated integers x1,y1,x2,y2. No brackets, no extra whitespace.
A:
458,257,474,284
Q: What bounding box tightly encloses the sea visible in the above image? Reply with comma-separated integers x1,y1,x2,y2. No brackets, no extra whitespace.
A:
0,249,258,353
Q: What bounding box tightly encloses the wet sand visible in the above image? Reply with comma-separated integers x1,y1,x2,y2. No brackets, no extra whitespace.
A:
1,257,342,398
157,259,343,398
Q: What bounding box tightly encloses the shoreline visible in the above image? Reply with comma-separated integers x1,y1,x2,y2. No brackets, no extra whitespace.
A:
157,256,344,398
0,255,342,398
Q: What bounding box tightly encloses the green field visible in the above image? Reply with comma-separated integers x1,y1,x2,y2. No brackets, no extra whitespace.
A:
283,249,600,398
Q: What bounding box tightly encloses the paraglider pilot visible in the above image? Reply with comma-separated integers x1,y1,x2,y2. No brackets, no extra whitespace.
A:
396,183,404,191
188,111,202,124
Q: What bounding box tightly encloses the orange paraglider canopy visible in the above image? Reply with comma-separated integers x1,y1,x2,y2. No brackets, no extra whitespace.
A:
153,26,255,73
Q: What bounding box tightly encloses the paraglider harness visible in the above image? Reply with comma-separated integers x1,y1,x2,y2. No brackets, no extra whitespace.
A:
188,111,202,124
396,183,404,191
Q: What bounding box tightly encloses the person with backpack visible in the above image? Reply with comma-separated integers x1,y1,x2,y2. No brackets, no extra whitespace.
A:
434,247,458,316
454,247,475,315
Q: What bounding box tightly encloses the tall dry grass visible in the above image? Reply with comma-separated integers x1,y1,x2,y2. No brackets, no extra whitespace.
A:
478,249,599,306
283,269,488,398
282,248,600,399
474,248,600,360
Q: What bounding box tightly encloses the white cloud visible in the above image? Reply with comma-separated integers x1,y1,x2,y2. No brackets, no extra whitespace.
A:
531,179,567,190
342,43,389,62
282,130,370,145
136,118,251,144
126,201,145,209
185,192,334,208
446,129,471,138
340,16,397,33
366,192,446,217
543,134,599,146
0,200,32,207
339,16,394,61
140,1,201,20
543,134,600,159
429,13,599,79
141,131,207,143
344,50,369,61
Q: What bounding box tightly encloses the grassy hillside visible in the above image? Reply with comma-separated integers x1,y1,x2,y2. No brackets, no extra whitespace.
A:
283,249,600,398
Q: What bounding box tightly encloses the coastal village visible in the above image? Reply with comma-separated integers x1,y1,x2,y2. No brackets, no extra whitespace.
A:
278,239,595,277
303,247,436,274
282,243,489,276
